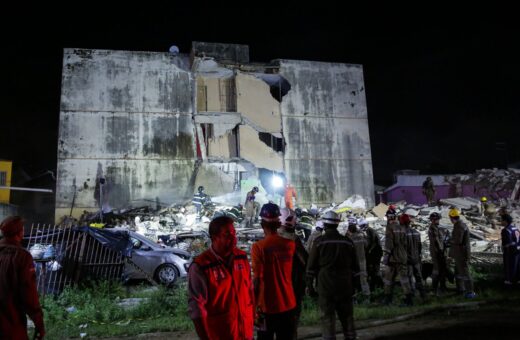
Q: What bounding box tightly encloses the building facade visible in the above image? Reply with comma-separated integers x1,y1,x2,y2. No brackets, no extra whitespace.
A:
56,42,374,221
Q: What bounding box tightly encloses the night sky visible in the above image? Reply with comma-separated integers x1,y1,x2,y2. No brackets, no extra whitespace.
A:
2,7,519,185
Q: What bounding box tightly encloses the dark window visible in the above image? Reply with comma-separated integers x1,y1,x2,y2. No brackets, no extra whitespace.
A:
258,133,284,153
0,172,6,186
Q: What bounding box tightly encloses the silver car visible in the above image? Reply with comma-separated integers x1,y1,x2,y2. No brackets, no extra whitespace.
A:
125,231,192,287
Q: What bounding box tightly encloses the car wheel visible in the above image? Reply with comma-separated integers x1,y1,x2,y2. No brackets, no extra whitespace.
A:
155,264,179,287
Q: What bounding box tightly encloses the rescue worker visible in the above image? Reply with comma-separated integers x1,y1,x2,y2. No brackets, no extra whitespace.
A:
188,216,254,340
307,211,359,340
297,209,315,241
278,208,308,339
481,197,497,229
422,176,436,206
306,220,323,252
244,186,260,228
403,214,425,299
252,203,296,340
383,212,413,306
500,214,520,287
428,212,448,295
347,220,370,303
359,218,383,291
284,182,297,210
0,216,45,340
192,186,210,221
225,204,244,223
448,208,477,298
385,205,399,233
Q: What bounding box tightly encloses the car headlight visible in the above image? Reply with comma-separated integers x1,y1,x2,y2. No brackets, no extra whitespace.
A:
174,252,190,260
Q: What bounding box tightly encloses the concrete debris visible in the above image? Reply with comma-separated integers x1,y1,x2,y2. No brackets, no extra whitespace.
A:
66,189,520,274
370,203,389,219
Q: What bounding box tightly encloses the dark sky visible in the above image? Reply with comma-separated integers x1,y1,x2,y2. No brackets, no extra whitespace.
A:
2,7,519,185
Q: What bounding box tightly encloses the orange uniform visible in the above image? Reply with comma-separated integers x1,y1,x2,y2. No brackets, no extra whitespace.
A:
252,234,296,314
284,185,297,210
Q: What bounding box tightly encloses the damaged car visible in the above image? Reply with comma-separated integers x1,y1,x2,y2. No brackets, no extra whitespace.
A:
125,231,192,287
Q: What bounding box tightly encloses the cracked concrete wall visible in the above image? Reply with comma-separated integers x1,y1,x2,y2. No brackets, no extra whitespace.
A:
240,125,283,172
236,73,281,132
279,60,374,206
57,49,196,220
197,77,221,112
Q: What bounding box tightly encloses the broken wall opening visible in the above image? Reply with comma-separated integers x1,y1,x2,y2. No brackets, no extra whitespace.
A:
200,123,239,158
197,77,236,112
258,132,284,153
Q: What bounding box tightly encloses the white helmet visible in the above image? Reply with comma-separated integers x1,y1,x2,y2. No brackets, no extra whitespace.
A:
280,208,297,227
321,211,341,225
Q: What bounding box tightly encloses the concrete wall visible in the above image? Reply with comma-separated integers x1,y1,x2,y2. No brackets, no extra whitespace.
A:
57,49,196,220
236,73,281,132
279,60,375,206
239,125,284,172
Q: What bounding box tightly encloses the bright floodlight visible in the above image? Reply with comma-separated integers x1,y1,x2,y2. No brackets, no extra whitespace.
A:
272,175,284,188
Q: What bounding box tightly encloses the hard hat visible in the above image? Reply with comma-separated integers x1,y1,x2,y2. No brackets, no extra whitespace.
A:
198,186,204,193
321,211,341,225
260,202,281,222
315,220,324,230
429,212,441,220
357,218,368,226
448,208,460,218
480,196,487,202
280,208,297,227
253,186,259,193
399,214,411,225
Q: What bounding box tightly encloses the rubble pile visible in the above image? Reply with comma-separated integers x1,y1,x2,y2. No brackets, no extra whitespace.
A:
445,168,520,201
66,186,520,267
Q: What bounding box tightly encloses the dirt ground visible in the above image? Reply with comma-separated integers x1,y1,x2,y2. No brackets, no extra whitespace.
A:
99,298,520,340
301,299,520,339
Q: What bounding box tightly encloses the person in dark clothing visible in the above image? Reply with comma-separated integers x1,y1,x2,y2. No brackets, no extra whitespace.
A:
307,211,359,340
448,208,476,298
403,214,425,299
359,219,383,291
0,216,45,340
278,208,308,339
428,212,449,295
422,177,436,206
500,214,520,287
192,186,210,220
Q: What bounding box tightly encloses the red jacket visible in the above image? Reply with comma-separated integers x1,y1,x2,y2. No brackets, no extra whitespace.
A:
252,234,296,314
193,248,254,340
0,239,44,340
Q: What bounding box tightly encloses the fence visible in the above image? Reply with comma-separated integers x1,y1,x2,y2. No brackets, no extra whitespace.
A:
24,224,124,295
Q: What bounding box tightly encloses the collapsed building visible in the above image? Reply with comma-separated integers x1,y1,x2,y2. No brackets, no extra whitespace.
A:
55,42,374,222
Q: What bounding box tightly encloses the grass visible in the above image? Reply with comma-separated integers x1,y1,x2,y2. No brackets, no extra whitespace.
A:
41,264,516,339
42,281,192,339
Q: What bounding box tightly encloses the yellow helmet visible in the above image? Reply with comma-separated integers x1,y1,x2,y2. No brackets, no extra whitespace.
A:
449,208,460,218
480,196,487,202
